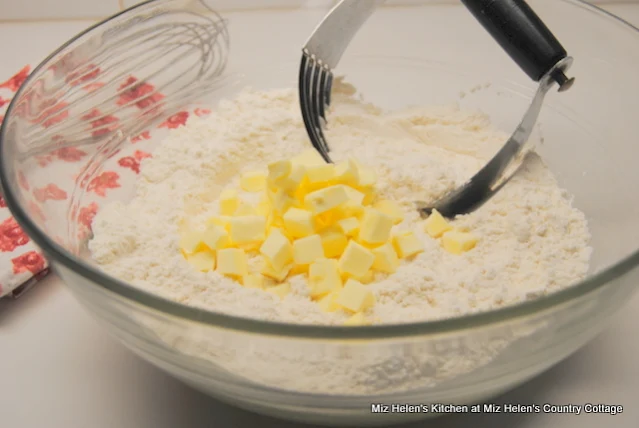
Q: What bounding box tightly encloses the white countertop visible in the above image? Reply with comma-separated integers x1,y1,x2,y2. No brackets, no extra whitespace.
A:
2,4,639,428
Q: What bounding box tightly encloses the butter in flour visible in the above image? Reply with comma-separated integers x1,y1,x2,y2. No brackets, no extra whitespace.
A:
88,80,592,325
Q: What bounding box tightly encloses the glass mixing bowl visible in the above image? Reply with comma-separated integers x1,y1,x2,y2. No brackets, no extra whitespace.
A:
2,0,639,425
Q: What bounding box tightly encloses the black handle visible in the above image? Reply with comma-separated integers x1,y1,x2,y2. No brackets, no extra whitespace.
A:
461,0,572,88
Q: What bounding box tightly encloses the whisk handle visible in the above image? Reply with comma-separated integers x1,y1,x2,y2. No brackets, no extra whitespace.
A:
461,0,569,86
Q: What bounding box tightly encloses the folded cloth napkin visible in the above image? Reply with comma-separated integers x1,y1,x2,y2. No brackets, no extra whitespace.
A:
0,65,51,299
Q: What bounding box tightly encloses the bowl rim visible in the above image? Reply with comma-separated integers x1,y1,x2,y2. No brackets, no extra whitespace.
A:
2,0,639,339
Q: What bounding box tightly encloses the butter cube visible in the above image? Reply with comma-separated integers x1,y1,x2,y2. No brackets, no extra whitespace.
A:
306,164,335,184
267,282,291,299
341,185,366,206
314,210,338,231
256,194,271,216
292,149,325,167
342,203,365,219
336,279,375,312
338,241,375,278
442,230,478,255
334,159,359,185
337,217,359,237
281,165,308,194
354,161,376,187
234,202,258,216
309,258,342,298
242,273,264,289
201,225,230,250
220,189,239,215
372,242,399,274
179,230,203,254
424,209,453,238
229,215,266,244
304,185,349,214
392,232,424,259
283,207,315,238
359,208,394,245
353,270,375,284
320,228,348,258
317,291,341,312
207,216,232,230
293,234,325,265
240,170,267,192
267,160,292,184
374,200,404,225
187,251,216,272
261,259,292,282
260,228,293,271
216,248,248,277
343,312,371,326
272,189,296,215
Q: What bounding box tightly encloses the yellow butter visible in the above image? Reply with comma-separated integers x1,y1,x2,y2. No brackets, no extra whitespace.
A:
293,234,325,265
242,273,265,289
336,279,375,312
292,149,325,167
343,312,371,326
424,209,453,238
229,215,266,244
341,185,366,206
441,230,478,255
272,189,297,216
201,225,230,250
372,242,399,274
283,207,315,238
207,216,232,231
179,230,203,254
187,250,216,272
353,270,375,284
260,227,293,271
240,170,267,192
234,202,258,216
216,248,248,277
256,194,271,216
319,227,348,258
306,164,335,184
338,240,375,278
374,200,404,225
279,164,307,193
267,160,292,184
219,189,239,216
359,208,394,245
317,291,341,312
309,258,342,298
261,259,293,282
353,161,376,187
333,159,359,185
392,232,424,259
337,217,359,237
304,185,349,214
267,282,291,299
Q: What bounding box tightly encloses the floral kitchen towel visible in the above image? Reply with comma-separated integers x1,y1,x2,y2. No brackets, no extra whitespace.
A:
0,65,50,299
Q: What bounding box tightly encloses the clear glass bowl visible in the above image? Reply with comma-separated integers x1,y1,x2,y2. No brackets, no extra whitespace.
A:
2,0,639,425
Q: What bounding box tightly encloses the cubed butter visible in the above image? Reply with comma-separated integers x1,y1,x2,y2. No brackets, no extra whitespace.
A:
353,270,375,284
372,242,399,273
336,279,375,312
267,160,292,184
216,248,248,277
292,149,325,167
424,209,453,238
240,170,267,192
207,216,232,230
337,217,359,237
333,159,359,185
242,273,264,289
304,185,349,214
272,189,297,215
306,164,335,184
229,215,266,244
179,230,202,254
392,232,424,259
320,228,348,258
341,185,366,206
187,250,216,272
279,165,307,193
317,291,341,312
441,230,478,255
261,259,292,282
338,240,375,278
219,189,239,215
234,202,258,216
343,312,371,326
256,195,271,216
201,225,230,250
358,208,394,245
309,258,342,298
293,234,324,265
267,282,291,299
353,161,376,187
260,227,293,271
283,207,315,238
374,200,404,225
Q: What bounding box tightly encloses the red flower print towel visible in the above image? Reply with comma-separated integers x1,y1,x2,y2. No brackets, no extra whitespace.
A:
0,66,51,299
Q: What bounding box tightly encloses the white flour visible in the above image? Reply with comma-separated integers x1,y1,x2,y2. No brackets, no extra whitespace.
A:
87,81,592,394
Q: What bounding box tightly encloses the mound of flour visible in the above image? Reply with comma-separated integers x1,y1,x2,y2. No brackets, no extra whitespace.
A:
89,81,591,326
